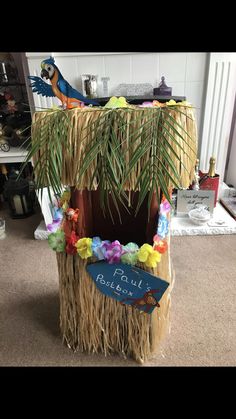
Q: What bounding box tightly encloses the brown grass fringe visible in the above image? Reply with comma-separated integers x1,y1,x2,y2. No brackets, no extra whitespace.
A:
34,107,193,363
32,107,197,191
56,233,172,364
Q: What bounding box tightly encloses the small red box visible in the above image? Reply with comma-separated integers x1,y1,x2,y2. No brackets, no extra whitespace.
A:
199,171,220,207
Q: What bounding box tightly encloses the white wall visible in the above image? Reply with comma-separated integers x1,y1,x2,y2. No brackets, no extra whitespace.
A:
226,114,236,187
25,52,207,143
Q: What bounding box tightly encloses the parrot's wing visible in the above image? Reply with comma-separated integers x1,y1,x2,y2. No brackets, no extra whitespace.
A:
28,76,55,98
57,78,85,101
57,78,99,106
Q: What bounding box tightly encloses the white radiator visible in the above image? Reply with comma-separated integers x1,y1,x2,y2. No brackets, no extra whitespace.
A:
200,53,236,180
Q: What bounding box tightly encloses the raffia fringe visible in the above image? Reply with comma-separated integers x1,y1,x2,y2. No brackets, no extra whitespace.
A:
32,107,197,191
32,107,191,362
56,235,173,364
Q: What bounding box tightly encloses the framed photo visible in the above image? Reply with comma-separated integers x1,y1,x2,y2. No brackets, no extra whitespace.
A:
176,190,215,216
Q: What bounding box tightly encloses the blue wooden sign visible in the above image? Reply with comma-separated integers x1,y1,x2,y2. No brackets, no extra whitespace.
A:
86,262,169,314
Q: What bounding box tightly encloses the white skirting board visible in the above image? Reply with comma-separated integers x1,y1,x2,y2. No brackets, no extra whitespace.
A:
34,220,50,240
171,202,236,236
35,202,236,240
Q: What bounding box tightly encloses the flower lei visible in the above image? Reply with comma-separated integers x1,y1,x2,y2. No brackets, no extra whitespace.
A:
48,190,171,269
138,99,192,108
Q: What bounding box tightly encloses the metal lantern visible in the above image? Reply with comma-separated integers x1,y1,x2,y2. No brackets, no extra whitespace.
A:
4,174,34,219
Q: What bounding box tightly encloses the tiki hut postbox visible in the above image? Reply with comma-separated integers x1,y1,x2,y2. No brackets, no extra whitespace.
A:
26,57,197,363
24,100,197,363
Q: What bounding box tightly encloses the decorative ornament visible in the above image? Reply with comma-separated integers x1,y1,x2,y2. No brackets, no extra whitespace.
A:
46,192,168,263
48,229,66,252
86,262,169,314
65,207,79,222
152,100,165,107
91,237,110,260
46,191,168,265
47,216,63,233
102,240,124,264
160,199,171,213
138,244,161,268
60,207,79,241
153,76,172,96
157,214,169,239
7,98,18,113
165,99,177,106
28,56,99,109
138,99,192,108
65,230,80,255
121,289,161,313
104,96,130,109
138,101,154,108
75,237,93,259
121,242,139,265
153,239,168,254
59,190,71,207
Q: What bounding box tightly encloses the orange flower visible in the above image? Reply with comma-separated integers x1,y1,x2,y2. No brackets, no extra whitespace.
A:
65,208,79,222
153,100,165,107
154,239,168,254
66,231,80,255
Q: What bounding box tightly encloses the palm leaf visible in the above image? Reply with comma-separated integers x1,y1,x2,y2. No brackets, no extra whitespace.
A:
18,109,72,204
122,106,195,218
160,108,196,153
18,105,196,218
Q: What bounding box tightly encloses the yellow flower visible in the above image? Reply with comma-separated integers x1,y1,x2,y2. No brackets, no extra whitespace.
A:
61,190,71,202
166,99,176,106
62,201,69,212
75,237,92,259
138,244,161,268
104,96,130,108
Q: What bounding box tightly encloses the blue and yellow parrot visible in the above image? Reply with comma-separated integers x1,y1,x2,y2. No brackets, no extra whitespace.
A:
28,56,99,109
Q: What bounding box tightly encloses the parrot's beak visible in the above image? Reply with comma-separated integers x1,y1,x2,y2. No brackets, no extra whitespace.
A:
41,69,49,79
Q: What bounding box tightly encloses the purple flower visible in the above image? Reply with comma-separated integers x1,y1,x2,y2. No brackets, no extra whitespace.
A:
138,101,154,107
160,200,171,214
92,237,110,260
103,240,124,264
53,208,63,221
47,219,62,233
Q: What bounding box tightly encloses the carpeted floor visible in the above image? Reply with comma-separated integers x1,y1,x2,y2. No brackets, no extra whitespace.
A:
0,204,236,366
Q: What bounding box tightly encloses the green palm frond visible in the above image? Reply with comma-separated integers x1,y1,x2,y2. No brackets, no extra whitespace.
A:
19,105,197,220
121,107,196,218
77,109,129,221
18,109,72,202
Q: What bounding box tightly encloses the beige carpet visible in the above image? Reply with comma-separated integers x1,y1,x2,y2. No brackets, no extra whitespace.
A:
0,203,236,366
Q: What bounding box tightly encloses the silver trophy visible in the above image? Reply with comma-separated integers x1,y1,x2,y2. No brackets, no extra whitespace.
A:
81,74,98,98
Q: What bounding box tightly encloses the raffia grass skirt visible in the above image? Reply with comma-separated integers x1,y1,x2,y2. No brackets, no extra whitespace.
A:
56,236,174,364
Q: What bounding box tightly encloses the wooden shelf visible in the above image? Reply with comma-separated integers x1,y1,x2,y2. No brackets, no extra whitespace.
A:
0,82,26,87
0,147,28,163
96,95,186,106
